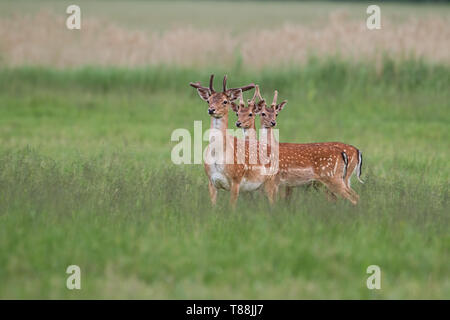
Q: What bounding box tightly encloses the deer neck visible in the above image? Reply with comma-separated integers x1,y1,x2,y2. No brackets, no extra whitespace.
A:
242,119,256,139
207,113,229,167
210,113,228,136
260,126,275,143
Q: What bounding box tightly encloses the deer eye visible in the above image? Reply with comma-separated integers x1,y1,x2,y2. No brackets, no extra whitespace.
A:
223,100,228,104
249,113,253,117
262,113,266,117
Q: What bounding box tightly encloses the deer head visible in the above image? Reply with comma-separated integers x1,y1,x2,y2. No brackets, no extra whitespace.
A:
256,89,287,128
232,85,260,129
190,75,255,118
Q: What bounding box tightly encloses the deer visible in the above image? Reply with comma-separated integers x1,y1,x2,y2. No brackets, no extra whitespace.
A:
189,75,280,208
234,86,359,204
253,89,363,202
231,84,261,145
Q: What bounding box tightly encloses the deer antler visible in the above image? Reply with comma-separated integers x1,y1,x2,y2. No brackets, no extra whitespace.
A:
191,75,255,94
238,89,245,108
236,83,255,93
228,81,256,94
221,74,255,93
189,81,209,90
271,90,278,108
223,75,228,92
248,84,261,104
209,74,215,93
255,85,265,102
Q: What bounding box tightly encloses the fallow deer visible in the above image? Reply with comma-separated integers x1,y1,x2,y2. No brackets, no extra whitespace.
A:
189,75,279,208
231,84,260,140
254,89,362,203
244,88,359,204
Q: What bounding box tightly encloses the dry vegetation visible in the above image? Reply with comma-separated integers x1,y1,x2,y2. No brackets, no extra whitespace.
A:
0,10,449,68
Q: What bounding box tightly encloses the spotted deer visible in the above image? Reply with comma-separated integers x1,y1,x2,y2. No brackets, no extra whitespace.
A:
237,87,358,204
254,89,362,203
189,75,279,208
231,84,260,140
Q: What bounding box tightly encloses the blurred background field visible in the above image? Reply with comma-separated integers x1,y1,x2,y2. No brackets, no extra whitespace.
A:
1,1,450,67
0,0,449,299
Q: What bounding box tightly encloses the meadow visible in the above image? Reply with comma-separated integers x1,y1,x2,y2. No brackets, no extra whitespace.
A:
0,61,448,299
0,0,449,299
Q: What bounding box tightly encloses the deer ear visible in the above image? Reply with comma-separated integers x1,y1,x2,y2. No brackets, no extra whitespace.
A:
276,100,287,112
230,102,239,113
196,88,211,101
226,88,241,101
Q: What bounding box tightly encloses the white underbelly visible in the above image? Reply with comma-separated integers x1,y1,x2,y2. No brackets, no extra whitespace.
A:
239,178,263,192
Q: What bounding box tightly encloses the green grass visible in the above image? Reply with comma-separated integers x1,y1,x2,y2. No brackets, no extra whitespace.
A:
0,60,449,298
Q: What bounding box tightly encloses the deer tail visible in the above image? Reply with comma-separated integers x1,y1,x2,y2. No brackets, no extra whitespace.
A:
356,149,364,184
341,152,348,181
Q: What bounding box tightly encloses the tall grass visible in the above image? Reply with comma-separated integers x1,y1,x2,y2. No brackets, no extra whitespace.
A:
1,58,448,93
0,60,448,298
0,147,448,299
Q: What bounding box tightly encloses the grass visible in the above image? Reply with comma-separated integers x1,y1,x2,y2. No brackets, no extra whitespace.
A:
0,60,448,299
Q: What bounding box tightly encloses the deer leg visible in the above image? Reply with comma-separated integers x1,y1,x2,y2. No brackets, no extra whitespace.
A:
346,178,360,202
312,181,322,192
279,187,286,199
348,186,360,202
285,186,293,201
264,179,278,205
325,189,338,202
344,185,359,205
344,158,357,187
279,186,292,200
344,159,360,200
311,181,337,202
230,181,240,209
328,155,359,205
321,179,358,205
208,181,218,206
